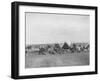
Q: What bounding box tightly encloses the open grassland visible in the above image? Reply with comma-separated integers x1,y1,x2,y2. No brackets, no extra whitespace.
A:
25,52,89,68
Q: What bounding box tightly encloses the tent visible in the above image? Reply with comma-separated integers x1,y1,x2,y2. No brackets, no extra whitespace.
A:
62,42,69,49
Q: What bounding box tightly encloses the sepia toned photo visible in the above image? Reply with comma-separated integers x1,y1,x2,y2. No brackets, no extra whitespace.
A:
25,12,90,68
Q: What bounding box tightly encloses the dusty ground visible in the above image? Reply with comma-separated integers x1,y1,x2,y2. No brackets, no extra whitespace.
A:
25,52,89,68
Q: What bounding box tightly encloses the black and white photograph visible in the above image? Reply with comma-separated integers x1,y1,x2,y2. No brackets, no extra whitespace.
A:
11,1,97,79
25,12,90,68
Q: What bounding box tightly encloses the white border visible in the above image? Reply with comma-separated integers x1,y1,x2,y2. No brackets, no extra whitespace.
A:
19,5,95,76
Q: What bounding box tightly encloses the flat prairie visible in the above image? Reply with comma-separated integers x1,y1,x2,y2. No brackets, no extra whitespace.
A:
25,52,89,68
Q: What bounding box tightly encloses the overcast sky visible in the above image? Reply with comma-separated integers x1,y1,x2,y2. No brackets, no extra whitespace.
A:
26,12,90,45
